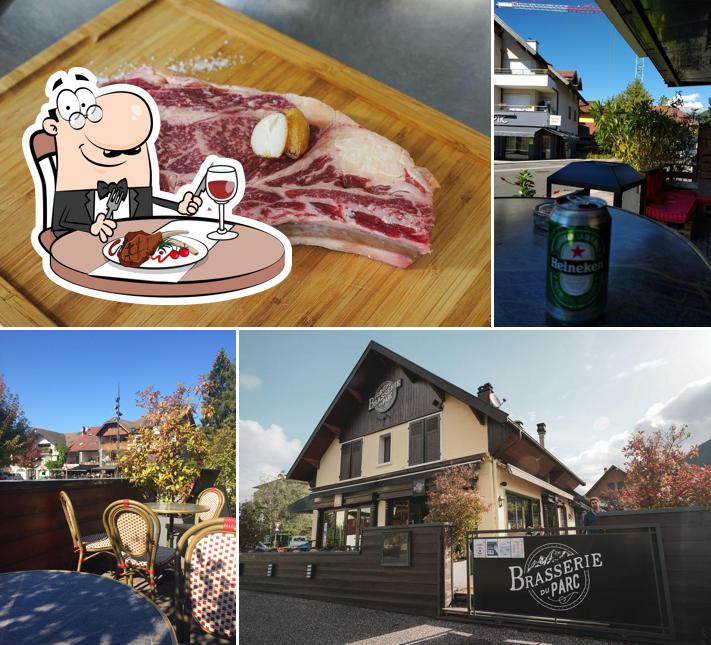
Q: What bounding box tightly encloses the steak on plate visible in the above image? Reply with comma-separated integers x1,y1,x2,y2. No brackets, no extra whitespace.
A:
106,68,438,268
118,230,163,268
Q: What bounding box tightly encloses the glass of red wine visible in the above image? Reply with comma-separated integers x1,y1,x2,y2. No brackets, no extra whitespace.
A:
206,164,239,241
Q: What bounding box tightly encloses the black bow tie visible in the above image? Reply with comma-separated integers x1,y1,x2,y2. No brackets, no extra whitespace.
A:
97,178,128,200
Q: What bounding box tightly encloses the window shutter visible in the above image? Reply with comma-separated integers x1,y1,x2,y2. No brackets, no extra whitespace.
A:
351,440,362,478
340,443,351,480
424,416,441,463
409,420,424,465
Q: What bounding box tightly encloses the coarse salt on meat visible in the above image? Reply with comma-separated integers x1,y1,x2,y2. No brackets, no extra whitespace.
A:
106,67,438,268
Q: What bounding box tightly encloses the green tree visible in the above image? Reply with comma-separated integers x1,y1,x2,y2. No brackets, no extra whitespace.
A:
425,464,490,559
591,80,696,170
0,375,31,467
119,384,207,502
201,349,236,507
239,500,263,550
45,443,68,471
251,473,311,539
202,349,236,431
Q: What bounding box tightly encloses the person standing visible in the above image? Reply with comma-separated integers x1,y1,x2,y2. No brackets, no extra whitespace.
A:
583,496,601,532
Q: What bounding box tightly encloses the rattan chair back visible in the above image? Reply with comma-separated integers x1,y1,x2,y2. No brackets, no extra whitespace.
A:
103,499,161,583
195,487,225,523
59,490,82,548
175,517,236,643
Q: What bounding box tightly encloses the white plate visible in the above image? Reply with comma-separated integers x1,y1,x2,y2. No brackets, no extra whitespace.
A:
102,234,209,270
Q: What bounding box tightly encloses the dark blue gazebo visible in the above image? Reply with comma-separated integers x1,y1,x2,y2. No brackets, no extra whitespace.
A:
546,161,646,212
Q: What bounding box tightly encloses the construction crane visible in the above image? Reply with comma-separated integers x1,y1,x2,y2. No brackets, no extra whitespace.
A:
495,2,602,13
496,1,645,82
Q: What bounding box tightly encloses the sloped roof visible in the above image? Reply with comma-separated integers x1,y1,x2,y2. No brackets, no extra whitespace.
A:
31,428,66,446
587,464,626,496
68,435,100,452
287,341,584,489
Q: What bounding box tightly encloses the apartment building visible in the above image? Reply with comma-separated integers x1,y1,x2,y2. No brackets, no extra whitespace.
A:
494,16,586,160
287,342,584,550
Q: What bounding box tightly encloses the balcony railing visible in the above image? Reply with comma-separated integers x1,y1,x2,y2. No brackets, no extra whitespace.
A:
496,104,551,113
495,67,549,75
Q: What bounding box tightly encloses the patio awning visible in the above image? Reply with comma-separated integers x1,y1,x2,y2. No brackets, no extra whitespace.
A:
494,126,541,138
597,0,711,86
506,464,574,501
287,495,314,514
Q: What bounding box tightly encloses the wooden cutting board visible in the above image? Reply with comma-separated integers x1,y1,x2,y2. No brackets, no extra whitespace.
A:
0,0,490,327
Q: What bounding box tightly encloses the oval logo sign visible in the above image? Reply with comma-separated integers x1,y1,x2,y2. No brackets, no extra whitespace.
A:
509,543,603,612
368,379,402,412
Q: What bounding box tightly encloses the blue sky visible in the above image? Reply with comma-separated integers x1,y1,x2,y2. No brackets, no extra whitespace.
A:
0,330,235,434
240,330,711,499
495,5,710,111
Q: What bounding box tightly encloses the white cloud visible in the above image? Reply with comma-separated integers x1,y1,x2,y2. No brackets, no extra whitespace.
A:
612,357,667,380
564,430,630,492
592,416,610,432
635,376,711,444
239,373,262,392
679,92,704,113
239,419,303,501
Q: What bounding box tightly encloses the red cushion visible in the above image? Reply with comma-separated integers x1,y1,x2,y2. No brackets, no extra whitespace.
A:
645,189,696,224
645,169,666,204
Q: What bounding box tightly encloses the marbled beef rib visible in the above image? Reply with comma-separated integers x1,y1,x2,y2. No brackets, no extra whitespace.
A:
108,68,438,268
118,230,162,268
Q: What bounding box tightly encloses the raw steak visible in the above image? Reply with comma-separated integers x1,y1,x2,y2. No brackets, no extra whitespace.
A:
107,67,437,267
119,230,162,267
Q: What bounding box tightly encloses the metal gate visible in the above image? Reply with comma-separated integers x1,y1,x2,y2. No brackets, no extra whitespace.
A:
464,525,675,641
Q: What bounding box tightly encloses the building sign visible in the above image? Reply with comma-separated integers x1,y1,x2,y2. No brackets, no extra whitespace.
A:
412,478,426,495
549,114,562,126
368,379,402,412
494,114,515,125
471,532,672,635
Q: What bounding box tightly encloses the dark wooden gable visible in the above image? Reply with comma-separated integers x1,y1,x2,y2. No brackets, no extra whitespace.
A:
338,361,444,443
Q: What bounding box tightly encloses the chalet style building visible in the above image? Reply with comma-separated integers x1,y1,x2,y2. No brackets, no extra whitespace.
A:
587,465,626,501
287,342,585,550
65,418,143,471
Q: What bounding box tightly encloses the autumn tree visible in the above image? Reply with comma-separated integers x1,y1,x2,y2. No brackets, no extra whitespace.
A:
119,384,207,502
621,425,711,509
425,464,490,559
0,375,31,467
201,348,236,508
14,441,41,469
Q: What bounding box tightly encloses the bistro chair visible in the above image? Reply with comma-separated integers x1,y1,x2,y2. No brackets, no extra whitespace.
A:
175,517,236,644
169,487,226,546
59,490,113,572
103,499,175,594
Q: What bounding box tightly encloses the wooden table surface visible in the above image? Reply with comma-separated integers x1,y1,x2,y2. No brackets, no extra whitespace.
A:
0,0,491,327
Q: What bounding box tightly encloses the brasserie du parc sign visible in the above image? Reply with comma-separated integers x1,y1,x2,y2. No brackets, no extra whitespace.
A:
471,532,671,633
368,379,402,412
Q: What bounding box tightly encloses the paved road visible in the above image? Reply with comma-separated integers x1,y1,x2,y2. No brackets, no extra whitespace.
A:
240,590,628,645
494,159,576,198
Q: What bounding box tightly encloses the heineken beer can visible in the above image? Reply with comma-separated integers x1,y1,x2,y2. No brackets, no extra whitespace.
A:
546,195,611,323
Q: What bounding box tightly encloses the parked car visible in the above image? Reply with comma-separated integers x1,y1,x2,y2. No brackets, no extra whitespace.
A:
288,536,312,551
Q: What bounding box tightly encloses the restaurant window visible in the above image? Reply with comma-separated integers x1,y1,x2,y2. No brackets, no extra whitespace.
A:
339,438,362,480
408,415,440,466
321,505,371,549
378,433,391,465
387,497,427,526
504,136,533,160
506,492,542,530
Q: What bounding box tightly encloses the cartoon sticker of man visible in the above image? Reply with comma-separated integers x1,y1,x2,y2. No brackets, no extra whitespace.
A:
40,69,201,242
